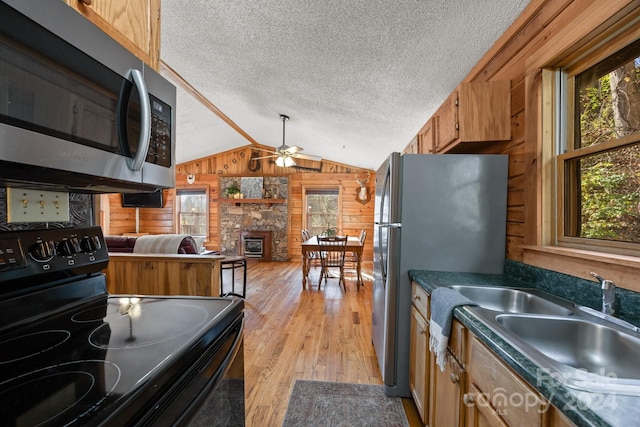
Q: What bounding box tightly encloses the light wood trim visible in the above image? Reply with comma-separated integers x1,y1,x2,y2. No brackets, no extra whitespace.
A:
523,0,636,72
540,69,556,246
159,61,262,146
522,244,640,292
557,3,640,75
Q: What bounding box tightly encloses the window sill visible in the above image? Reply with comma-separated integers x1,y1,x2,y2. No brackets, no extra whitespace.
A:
521,245,640,292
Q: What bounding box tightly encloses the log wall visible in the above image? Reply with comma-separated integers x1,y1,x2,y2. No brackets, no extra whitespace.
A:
103,146,375,261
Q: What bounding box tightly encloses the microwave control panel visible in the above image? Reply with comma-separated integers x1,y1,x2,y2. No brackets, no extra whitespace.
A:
148,94,172,168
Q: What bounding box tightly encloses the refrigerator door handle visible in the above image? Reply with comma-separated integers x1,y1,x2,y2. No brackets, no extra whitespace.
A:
375,223,402,228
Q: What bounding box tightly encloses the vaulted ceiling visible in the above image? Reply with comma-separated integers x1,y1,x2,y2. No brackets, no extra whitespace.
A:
160,0,530,170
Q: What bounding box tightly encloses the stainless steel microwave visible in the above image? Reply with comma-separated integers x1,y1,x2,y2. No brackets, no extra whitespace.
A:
0,0,176,193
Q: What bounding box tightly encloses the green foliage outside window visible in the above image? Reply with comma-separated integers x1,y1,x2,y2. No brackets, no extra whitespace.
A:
572,51,640,243
306,193,339,237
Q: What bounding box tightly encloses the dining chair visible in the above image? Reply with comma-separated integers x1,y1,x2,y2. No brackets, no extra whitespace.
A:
302,229,320,278
317,235,348,291
345,230,366,290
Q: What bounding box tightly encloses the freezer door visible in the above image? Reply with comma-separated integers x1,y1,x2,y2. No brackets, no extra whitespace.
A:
372,153,401,392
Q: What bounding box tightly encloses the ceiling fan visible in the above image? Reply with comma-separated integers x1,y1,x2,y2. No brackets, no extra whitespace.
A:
254,114,322,167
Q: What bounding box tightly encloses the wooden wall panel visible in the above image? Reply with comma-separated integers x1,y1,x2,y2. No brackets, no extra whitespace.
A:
104,149,373,261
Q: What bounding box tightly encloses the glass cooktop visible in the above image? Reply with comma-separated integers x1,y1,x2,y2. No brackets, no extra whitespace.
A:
0,292,238,426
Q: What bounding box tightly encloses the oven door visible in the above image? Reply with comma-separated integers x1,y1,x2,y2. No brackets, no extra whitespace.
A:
0,0,175,193
131,314,246,427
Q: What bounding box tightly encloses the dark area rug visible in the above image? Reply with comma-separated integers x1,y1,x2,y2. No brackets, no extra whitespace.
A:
282,380,409,427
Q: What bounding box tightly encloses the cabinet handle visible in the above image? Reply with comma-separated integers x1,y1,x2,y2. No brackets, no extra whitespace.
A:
450,372,460,384
414,294,421,301
78,0,92,4
463,393,474,405
419,328,426,335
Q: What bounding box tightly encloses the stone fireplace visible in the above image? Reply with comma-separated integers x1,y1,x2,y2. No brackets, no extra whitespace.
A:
219,176,288,261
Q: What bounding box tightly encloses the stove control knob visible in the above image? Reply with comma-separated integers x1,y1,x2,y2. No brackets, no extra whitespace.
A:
70,237,82,253
57,239,77,256
81,236,102,252
30,240,56,261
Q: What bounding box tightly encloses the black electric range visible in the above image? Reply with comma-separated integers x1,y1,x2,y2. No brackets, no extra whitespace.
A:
0,227,244,426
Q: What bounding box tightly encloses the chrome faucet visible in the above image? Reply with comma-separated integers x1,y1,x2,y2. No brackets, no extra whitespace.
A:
590,272,617,316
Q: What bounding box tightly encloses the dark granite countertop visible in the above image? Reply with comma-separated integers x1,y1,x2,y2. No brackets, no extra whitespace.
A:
409,260,640,427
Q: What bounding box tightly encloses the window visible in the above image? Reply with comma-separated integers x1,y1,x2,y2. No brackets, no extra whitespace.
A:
558,37,640,252
303,187,341,237
176,189,208,237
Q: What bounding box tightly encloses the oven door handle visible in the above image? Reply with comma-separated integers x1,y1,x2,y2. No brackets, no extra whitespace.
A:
125,68,152,172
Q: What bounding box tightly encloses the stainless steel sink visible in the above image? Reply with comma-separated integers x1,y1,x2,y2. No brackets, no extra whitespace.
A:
447,285,574,315
496,314,640,380
444,284,640,395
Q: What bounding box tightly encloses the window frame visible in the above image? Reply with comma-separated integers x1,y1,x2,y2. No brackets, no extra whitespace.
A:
553,31,640,256
302,185,343,237
174,186,209,239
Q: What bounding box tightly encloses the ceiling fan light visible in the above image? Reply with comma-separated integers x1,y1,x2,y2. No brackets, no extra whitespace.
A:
275,156,285,167
284,156,296,167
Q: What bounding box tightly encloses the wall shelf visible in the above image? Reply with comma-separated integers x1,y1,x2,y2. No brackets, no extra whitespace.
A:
218,198,286,207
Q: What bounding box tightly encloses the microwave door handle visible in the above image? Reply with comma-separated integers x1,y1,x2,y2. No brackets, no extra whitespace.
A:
126,69,152,171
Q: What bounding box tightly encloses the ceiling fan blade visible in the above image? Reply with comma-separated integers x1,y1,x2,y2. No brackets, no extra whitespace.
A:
285,145,303,154
253,155,277,160
292,153,322,162
253,146,277,154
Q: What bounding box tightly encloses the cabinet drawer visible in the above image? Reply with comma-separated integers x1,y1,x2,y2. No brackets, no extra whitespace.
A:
469,337,547,427
411,282,429,320
449,319,466,365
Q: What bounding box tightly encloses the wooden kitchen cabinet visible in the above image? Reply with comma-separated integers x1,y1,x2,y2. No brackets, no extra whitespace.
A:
410,305,429,424
466,336,549,427
435,81,511,152
63,0,161,70
429,350,466,427
414,285,577,427
417,118,435,154
410,283,430,424
403,135,421,154
428,315,467,427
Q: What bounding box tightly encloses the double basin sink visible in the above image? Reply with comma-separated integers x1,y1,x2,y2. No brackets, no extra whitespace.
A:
446,284,640,395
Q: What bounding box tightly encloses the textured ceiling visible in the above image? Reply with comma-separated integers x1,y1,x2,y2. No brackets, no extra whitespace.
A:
161,0,530,170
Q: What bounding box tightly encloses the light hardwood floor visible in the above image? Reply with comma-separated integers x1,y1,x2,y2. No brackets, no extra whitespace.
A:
230,261,421,427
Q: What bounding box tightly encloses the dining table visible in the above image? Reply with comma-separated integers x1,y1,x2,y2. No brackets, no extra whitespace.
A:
301,235,364,289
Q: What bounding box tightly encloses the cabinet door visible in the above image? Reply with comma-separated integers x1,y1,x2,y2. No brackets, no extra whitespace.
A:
464,384,508,427
417,118,435,154
404,135,420,154
435,92,458,152
63,0,160,69
468,337,546,427
429,351,465,427
458,81,511,142
434,81,511,153
410,306,429,424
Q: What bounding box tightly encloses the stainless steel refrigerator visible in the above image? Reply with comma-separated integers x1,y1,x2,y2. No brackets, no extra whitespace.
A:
372,152,508,397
